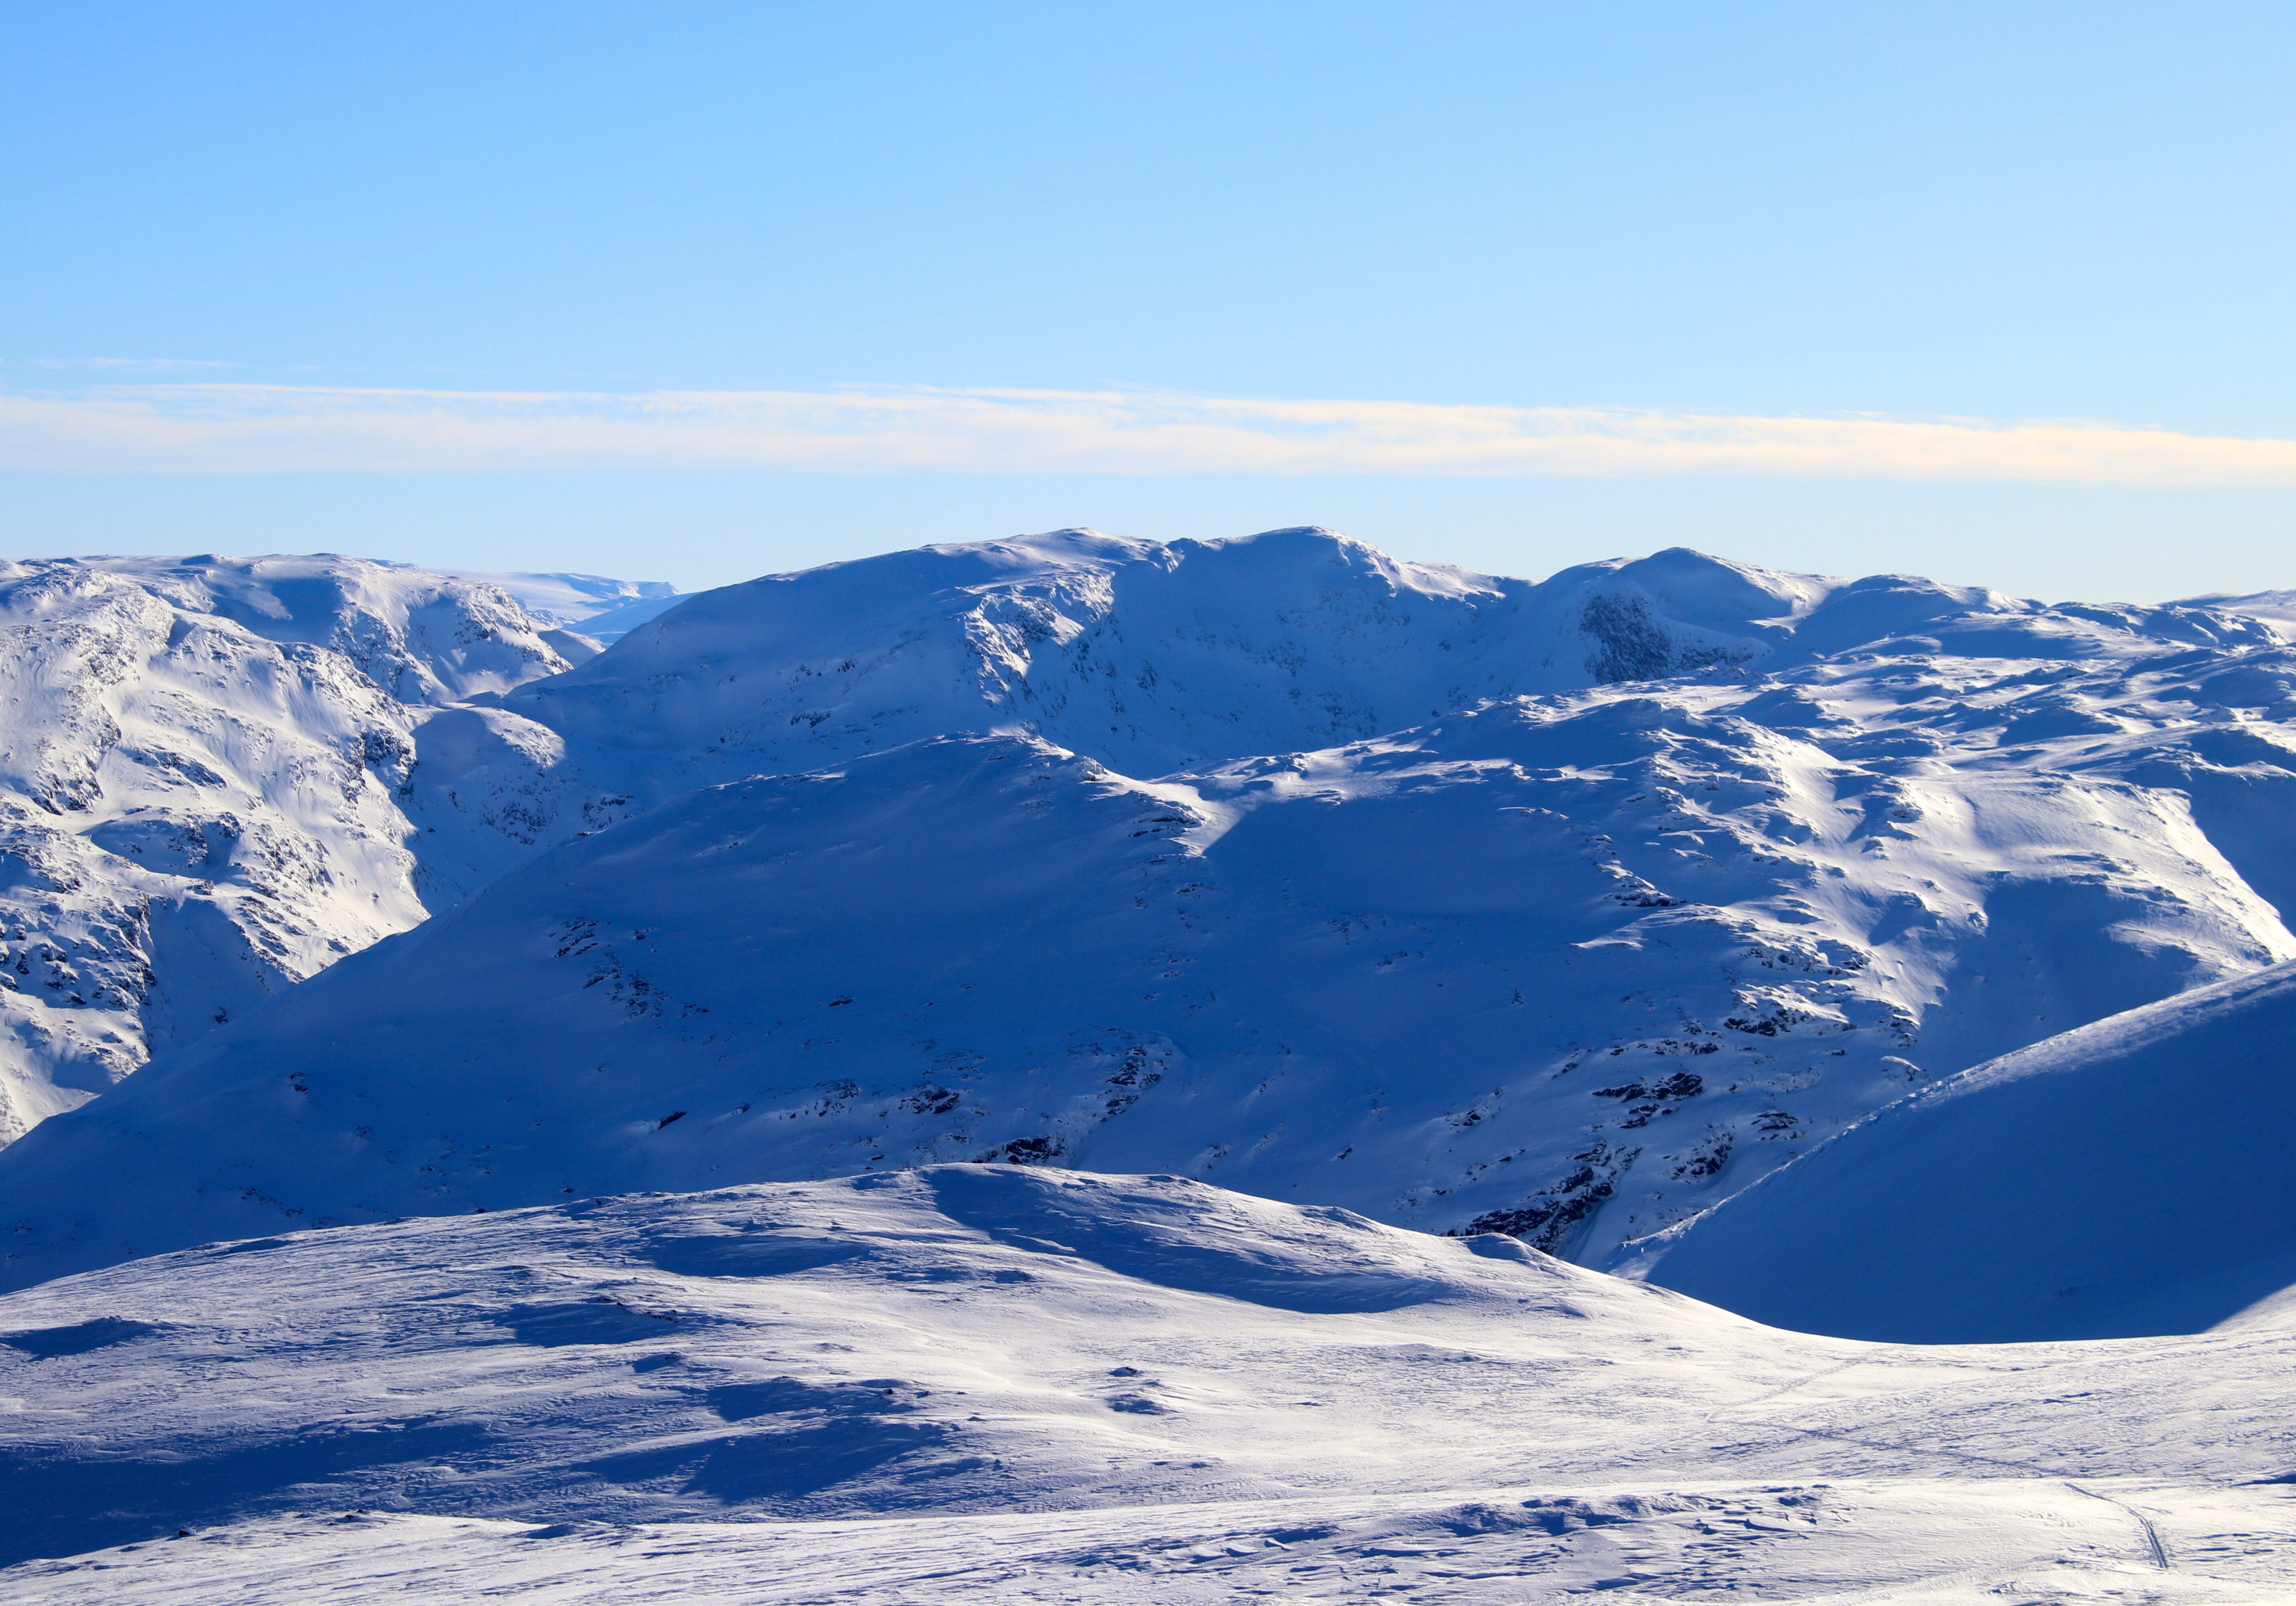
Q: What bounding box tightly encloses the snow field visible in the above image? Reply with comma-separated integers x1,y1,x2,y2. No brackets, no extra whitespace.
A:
9,530,2296,1596
3,1167,2293,1600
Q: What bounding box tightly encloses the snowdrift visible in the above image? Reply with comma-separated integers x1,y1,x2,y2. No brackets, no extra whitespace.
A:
1628,958,2296,1341
5,1165,2295,1599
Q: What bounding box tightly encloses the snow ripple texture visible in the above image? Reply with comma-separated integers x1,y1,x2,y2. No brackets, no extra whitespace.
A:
4,1169,2295,1601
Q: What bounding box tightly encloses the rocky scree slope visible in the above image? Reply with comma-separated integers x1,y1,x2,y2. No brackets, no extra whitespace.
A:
0,556,579,1140
12,593,2296,1289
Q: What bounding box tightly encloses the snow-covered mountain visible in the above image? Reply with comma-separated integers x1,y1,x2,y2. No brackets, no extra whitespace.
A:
2177,585,2296,636
0,556,580,1141
442,569,680,635
466,526,2278,820
1622,957,2296,1342
9,528,2296,1290
11,530,2296,1596
4,1167,2292,1598
412,524,2293,916
5,528,2296,1294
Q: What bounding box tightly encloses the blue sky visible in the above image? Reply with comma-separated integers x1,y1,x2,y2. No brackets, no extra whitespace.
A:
6,2,2295,598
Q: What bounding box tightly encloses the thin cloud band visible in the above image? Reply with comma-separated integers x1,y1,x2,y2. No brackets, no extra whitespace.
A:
4,383,2293,483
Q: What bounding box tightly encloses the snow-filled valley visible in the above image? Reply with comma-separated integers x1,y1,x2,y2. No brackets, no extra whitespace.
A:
7,526,2296,1596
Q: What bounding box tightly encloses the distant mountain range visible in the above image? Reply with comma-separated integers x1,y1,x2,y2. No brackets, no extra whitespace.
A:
440,568,682,644
3,529,2296,1312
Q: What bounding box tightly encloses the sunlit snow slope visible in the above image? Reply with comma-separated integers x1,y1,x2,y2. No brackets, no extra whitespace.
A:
0,556,580,1141
441,569,678,630
6,528,2296,1290
1626,957,2296,1342
440,568,681,646
451,526,2278,829
11,609,2296,1289
4,1168,2294,1601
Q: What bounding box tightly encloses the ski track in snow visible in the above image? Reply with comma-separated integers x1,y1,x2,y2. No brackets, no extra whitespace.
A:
4,1167,2296,1602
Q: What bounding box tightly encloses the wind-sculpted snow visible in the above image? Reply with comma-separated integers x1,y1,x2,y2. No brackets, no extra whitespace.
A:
1625,958,2296,1343
10,630,2296,1290
6,1168,2296,1600
0,556,577,1141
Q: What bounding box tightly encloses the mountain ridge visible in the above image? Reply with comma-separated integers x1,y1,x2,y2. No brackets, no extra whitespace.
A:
0,554,580,1139
4,528,2296,1303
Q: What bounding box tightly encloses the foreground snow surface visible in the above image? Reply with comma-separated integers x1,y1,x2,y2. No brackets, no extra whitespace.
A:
4,1168,2293,1602
1629,958,2296,1344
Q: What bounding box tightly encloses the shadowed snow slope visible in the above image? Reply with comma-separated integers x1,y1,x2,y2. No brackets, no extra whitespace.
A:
1624,958,2296,1343
6,1166,2296,1601
4,672,2294,1292
0,556,577,1142
8,529,2296,1287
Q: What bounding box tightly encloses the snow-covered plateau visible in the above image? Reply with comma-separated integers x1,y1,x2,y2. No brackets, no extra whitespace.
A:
6,527,2296,1594
6,1167,2295,1602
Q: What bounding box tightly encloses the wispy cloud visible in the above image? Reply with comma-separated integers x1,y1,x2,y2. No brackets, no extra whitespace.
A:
21,358,238,373
5,382,2296,484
